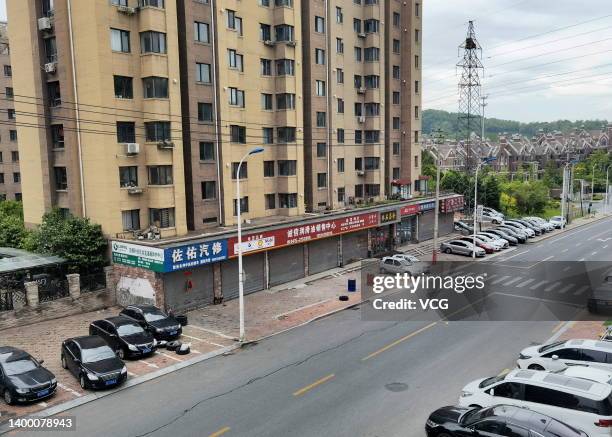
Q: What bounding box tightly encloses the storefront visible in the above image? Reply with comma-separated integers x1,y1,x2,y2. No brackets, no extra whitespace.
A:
308,237,340,275
398,204,419,244
221,253,266,300
341,230,369,265
371,208,400,255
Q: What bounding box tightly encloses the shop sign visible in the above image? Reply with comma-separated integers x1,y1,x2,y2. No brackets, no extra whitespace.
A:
163,239,228,272
379,209,400,224
400,204,420,216
419,201,436,212
111,241,165,272
440,196,464,213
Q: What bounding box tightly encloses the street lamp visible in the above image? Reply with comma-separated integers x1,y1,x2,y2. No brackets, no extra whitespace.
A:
430,129,445,264
605,166,610,215
561,159,578,230
236,146,264,343
473,157,497,258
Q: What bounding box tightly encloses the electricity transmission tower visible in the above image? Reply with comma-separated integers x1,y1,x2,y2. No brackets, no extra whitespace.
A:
457,21,484,173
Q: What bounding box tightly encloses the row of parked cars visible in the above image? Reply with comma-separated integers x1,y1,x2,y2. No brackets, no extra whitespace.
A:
426,338,612,436
0,305,183,405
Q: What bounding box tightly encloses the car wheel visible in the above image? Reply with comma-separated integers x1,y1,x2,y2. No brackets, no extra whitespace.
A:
3,389,13,405
61,354,67,369
79,374,87,390
445,248,452,254
117,349,125,360
528,364,545,371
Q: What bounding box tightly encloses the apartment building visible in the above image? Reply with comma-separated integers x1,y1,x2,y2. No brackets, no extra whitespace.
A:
0,22,20,202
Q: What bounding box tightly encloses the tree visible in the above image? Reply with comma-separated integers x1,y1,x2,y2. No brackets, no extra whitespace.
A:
0,201,28,249
501,180,549,215
481,175,501,210
542,161,562,188
421,150,438,188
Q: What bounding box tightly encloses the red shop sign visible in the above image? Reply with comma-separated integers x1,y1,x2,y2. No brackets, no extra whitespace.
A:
440,196,464,213
227,212,380,257
400,204,420,216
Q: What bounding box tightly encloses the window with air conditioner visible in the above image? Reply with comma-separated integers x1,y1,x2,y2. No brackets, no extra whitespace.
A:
116,122,136,143
145,121,171,142
119,166,138,188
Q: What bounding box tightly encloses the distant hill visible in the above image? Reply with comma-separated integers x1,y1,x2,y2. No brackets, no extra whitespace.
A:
422,109,609,141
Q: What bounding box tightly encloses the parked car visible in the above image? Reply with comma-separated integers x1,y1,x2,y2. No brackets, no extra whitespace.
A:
588,273,612,314
502,221,534,238
482,211,503,224
550,216,567,229
477,232,510,249
524,216,555,232
495,226,527,243
458,369,612,435
89,316,157,359
483,229,519,246
380,257,419,275
482,206,505,220
520,218,549,233
517,339,612,371
454,221,474,235
440,240,486,257
426,404,588,437
61,336,127,390
506,220,540,236
555,365,612,385
119,305,182,341
388,254,430,275
458,236,497,253
0,346,56,405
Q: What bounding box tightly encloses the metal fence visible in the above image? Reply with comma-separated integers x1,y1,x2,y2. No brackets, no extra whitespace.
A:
0,291,13,311
38,277,69,303
81,272,107,293
0,275,24,311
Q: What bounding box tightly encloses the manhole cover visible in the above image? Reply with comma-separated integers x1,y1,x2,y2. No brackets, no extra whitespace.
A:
385,382,408,392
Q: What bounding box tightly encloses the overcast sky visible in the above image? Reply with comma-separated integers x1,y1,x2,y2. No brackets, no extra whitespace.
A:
0,1,609,123
424,0,612,122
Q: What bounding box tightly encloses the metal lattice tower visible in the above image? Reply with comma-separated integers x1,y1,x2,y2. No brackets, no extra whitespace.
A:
457,21,484,173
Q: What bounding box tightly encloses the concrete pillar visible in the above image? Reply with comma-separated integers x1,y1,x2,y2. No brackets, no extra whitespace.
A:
213,263,222,304
104,266,114,291
66,273,80,300
24,281,39,308
303,244,309,277
11,291,25,310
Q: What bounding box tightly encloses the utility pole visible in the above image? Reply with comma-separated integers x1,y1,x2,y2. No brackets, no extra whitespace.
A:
430,128,445,264
480,95,488,143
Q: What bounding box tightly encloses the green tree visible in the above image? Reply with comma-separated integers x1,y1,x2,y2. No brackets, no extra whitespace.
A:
501,181,549,215
481,175,501,210
542,161,562,188
0,201,28,249
421,150,438,188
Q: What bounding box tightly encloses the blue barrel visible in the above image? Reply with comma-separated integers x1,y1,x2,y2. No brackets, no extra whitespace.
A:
347,279,357,292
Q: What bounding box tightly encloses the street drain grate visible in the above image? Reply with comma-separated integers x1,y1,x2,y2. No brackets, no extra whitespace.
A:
385,382,408,392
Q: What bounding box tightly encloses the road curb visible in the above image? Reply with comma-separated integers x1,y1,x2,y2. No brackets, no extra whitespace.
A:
527,213,610,245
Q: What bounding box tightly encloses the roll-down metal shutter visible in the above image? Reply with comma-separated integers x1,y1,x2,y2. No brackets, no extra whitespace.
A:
438,212,454,237
418,210,435,241
221,253,265,301
341,230,368,264
163,265,214,313
308,237,339,275
268,245,304,287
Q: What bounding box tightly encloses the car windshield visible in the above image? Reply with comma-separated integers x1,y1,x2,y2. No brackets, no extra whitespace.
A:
143,309,168,322
478,375,504,388
117,323,145,336
538,340,565,353
3,358,38,376
81,345,116,363
460,406,495,425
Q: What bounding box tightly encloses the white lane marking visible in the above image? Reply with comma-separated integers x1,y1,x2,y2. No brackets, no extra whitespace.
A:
544,281,562,292
529,280,548,290
557,283,575,294
275,299,331,319
128,371,137,377
157,351,183,362
491,275,510,285
516,278,536,288
138,359,159,369
187,324,236,340
573,285,590,296
563,266,572,272
604,245,609,249
561,248,568,253
495,251,528,262
37,401,48,407
503,277,523,286
57,383,82,397
181,333,226,348
578,258,586,262
591,251,599,256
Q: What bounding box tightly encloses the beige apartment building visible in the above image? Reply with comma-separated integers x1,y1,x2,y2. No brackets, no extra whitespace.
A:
8,0,420,237
0,22,20,202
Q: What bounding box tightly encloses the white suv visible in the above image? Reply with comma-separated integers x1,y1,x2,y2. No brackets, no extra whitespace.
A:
517,339,612,371
458,369,612,435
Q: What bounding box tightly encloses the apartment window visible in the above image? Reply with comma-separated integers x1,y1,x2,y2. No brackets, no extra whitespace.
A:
143,77,168,98
316,112,326,127
393,12,400,27
11,151,18,162
42,0,54,15
119,166,138,188
0,173,3,184
3,65,10,77
393,167,400,180
336,38,344,53
260,23,271,41
354,75,362,88
261,58,272,75
194,22,210,43
265,194,276,210
365,103,379,116
116,122,136,143
275,25,294,42
53,167,66,190
139,0,165,7
315,48,325,65
145,121,171,142
14,193,21,201
198,102,214,122
364,47,379,62
415,105,419,119
277,127,296,143
365,0,377,4
393,142,400,155
354,47,362,62
354,102,362,116
275,0,293,6
353,19,362,33
7,109,15,120
393,65,400,79
200,142,215,161
140,31,166,54
337,68,344,83
226,10,243,35
9,130,17,141
415,155,419,167
355,130,362,144
393,91,400,104
149,208,175,228
276,59,295,76
47,81,61,106
315,16,325,33
415,80,420,93
337,158,345,173
393,39,400,53
365,75,379,89
228,49,244,71
393,117,400,129
317,173,327,188
365,157,380,170
148,165,173,185
365,130,380,143
365,184,380,197
415,29,420,43
336,7,343,23
276,93,295,110
337,129,345,143
415,2,420,17
122,210,140,231
230,125,246,143
263,160,275,177
44,37,57,63
279,193,297,208
337,98,344,113
259,0,270,6
229,88,245,107
201,181,216,200
338,187,345,203
315,80,326,96
355,184,363,197
262,127,274,144
316,142,326,157
414,130,419,143
110,28,130,53
5,87,13,99
196,63,212,83
114,75,133,99
261,93,273,110
51,124,64,148
232,197,249,215
278,160,296,176
415,55,420,69
364,19,379,33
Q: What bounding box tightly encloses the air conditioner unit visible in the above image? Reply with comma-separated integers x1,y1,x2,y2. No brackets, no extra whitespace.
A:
127,187,144,195
117,5,137,14
125,143,140,155
37,17,52,31
44,62,57,73
357,87,366,94
263,40,275,47
157,140,175,149
358,32,366,38
357,116,365,123
357,170,365,176
285,40,297,47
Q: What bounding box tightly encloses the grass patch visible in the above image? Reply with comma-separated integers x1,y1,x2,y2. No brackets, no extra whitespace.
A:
605,320,612,326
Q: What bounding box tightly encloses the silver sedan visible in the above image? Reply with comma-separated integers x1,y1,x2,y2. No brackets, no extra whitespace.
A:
440,240,486,257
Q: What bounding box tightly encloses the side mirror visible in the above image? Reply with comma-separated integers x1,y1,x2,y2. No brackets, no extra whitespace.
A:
551,355,559,361
38,358,45,365
489,388,495,396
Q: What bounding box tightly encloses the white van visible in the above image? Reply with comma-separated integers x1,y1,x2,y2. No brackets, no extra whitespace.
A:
458,369,612,435
517,339,612,371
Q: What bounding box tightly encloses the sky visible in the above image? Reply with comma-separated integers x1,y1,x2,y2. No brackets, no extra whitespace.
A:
424,0,612,122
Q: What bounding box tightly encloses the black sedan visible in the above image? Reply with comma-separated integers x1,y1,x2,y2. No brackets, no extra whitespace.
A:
89,316,156,359
425,404,587,437
61,336,127,390
119,304,182,341
0,346,56,404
